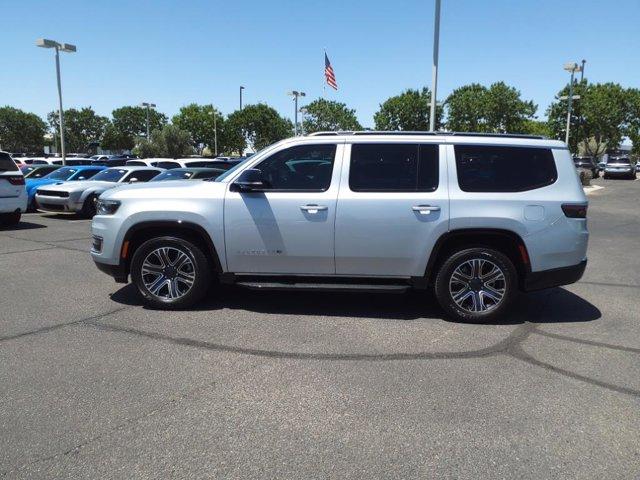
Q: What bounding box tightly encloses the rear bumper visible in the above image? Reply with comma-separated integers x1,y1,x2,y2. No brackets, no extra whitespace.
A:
523,260,587,292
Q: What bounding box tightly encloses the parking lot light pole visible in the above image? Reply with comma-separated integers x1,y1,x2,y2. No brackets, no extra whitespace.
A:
140,102,156,140
288,91,306,136
562,62,583,146
429,0,441,132
240,86,245,110
36,38,76,166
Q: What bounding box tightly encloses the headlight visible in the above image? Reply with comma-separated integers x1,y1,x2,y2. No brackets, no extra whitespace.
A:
96,199,121,215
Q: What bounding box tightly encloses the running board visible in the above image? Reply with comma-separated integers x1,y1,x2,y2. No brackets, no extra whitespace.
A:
235,281,410,293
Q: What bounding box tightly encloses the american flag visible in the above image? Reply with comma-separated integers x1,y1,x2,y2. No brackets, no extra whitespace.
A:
324,53,338,90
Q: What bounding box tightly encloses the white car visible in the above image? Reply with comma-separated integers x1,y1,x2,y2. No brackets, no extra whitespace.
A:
0,151,28,225
35,166,164,217
91,131,588,322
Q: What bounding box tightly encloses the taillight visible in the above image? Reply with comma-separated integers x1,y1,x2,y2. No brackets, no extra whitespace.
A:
6,176,25,186
562,203,587,218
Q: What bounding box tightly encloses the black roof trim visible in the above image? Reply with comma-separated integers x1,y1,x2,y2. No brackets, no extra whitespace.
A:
308,131,546,140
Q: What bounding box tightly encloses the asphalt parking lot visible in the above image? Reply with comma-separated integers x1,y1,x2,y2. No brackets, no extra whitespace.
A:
1,176,639,479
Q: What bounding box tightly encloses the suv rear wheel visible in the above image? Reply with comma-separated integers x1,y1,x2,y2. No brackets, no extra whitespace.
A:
434,247,517,323
130,236,211,309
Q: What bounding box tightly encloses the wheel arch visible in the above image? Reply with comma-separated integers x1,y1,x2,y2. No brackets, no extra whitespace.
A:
423,228,531,289
121,221,222,275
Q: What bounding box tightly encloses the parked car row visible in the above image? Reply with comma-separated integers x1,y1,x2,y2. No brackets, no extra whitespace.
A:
573,155,637,179
0,151,233,224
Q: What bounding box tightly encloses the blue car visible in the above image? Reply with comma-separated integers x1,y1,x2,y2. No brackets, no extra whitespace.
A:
25,165,106,210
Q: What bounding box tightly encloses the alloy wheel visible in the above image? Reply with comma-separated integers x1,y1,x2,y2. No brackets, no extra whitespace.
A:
448,258,506,313
141,246,196,300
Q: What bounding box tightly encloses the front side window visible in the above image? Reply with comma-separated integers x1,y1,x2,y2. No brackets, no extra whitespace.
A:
71,169,102,180
255,144,336,191
349,143,439,192
124,170,160,182
455,145,557,192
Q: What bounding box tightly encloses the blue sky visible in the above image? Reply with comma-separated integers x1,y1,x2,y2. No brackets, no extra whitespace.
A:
2,0,638,127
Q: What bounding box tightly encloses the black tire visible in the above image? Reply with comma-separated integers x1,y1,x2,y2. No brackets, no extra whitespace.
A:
434,247,518,323
0,212,21,226
79,194,98,218
130,236,212,309
603,174,608,179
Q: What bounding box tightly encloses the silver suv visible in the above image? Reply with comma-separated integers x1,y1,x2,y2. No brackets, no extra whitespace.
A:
91,132,589,322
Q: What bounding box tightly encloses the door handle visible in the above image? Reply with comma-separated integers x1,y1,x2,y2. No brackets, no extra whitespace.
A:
300,204,328,214
412,205,441,214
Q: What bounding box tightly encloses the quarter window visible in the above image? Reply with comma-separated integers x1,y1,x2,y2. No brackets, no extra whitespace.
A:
455,145,557,192
349,143,439,192
256,144,336,191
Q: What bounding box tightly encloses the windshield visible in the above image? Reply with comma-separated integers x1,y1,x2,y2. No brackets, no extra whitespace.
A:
45,167,78,180
213,156,260,182
91,168,127,182
152,170,195,181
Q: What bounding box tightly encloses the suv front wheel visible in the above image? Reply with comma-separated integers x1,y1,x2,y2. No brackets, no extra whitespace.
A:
434,248,517,323
130,236,211,309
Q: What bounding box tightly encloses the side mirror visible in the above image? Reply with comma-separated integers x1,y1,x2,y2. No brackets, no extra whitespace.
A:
129,177,138,183
231,168,268,192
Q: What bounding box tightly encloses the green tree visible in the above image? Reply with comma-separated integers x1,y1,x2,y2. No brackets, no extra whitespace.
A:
172,104,224,154
135,125,193,158
445,82,536,133
225,104,293,153
445,84,488,132
111,106,167,143
0,106,47,152
101,123,135,152
301,98,362,133
521,120,552,137
625,88,640,156
47,107,109,152
547,82,629,156
374,88,442,131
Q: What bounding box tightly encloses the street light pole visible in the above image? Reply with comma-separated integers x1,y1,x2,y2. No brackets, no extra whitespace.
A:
54,46,66,165
214,111,218,156
37,38,76,166
429,0,441,132
288,91,306,136
240,86,245,110
140,102,156,140
563,62,582,146
299,107,308,136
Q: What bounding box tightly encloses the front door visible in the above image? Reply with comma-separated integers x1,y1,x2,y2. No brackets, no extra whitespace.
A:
224,142,342,274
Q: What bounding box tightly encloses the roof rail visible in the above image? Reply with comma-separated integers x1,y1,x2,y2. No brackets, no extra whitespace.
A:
307,131,545,140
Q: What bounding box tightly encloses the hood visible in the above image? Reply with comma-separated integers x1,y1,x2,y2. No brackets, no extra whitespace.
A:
101,179,225,201
37,180,117,193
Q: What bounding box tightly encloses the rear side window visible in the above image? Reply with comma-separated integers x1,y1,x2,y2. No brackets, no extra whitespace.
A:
0,153,19,172
349,143,439,192
455,145,557,192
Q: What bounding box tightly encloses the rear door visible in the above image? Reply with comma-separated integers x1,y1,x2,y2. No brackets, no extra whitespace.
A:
0,152,23,199
335,141,450,276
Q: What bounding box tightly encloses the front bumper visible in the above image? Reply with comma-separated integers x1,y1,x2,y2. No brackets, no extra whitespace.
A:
523,259,587,292
94,259,128,283
35,194,82,214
